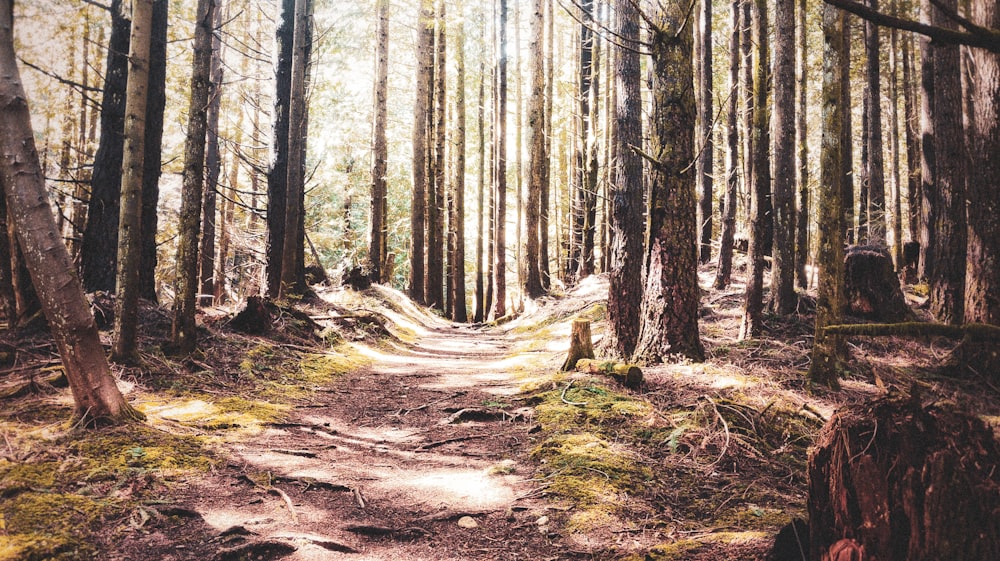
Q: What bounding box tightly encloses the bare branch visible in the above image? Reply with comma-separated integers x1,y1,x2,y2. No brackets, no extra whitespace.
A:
823,0,1000,52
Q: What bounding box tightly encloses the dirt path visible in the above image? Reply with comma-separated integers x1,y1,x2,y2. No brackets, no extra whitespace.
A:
135,320,567,561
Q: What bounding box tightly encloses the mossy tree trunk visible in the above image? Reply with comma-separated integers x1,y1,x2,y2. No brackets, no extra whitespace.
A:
633,2,705,364
808,5,847,389
523,0,545,299
0,0,140,424
714,0,741,291
771,0,797,314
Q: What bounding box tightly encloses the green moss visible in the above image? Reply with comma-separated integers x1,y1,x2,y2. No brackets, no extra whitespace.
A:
0,461,58,493
644,540,703,560
0,492,105,561
534,382,653,433
68,425,215,477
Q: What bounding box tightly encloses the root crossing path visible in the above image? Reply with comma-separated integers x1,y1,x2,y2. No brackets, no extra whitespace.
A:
147,317,568,561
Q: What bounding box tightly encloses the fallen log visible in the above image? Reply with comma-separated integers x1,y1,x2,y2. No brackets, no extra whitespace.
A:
574,358,643,389
823,321,1000,341
561,319,595,371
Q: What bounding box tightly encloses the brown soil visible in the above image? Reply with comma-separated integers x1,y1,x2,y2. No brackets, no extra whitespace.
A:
2,260,999,561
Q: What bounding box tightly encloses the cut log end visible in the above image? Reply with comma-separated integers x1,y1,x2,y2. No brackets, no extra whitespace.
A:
574,358,643,389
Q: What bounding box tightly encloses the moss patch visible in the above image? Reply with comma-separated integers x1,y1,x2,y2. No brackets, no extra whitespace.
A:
0,492,106,561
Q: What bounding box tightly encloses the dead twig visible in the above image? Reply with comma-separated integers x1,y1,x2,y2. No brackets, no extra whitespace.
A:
416,434,489,451
267,487,299,524
560,380,588,407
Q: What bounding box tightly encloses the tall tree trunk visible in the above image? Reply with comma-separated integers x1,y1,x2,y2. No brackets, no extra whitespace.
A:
739,0,771,339
426,0,446,309
370,0,389,283
524,0,545,299
809,7,847,389
493,0,508,319
714,0,741,290
112,0,153,363
887,0,902,267
452,3,468,322
606,0,644,358
901,31,920,246
573,0,597,281
927,0,966,324
411,0,433,304
199,1,224,306
0,190,12,321
81,0,129,293
172,0,217,353
540,0,555,289
771,0,797,314
215,140,238,304
963,0,1000,331
279,0,309,297
267,0,294,298
863,0,886,245
475,59,486,323
140,0,167,303
696,0,714,265
841,17,855,244
633,3,705,364
794,0,810,289
513,0,524,303
0,0,139,424
918,2,935,281
581,0,600,281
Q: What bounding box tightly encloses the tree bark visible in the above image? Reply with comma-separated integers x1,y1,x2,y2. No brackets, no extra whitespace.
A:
927,0,966,325
475,59,486,323
808,6,847,389
524,0,545,299
140,0,168,303
918,1,935,281
739,0,771,340
493,0,508,319
112,0,153,363
0,0,139,424
411,0,433,304
267,0,295,298
561,319,595,370
901,31,920,247
172,0,217,353
199,1,224,306
81,0,129,293
279,0,310,297
771,0,797,314
426,0,446,310
888,0,902,268
863,0,886,246
795,0,810,289
606,0,644,358
714,0,741,290
370,0,389,284
452,4,468,322
841,17,855,245
696,0,714,265
633,2,705,364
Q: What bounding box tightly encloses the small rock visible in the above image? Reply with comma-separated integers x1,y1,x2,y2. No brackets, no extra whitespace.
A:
535,515,549,526
457,516,479,529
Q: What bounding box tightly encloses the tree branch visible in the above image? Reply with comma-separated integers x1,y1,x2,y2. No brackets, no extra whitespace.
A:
823,0,1000,52
823,322,1000,341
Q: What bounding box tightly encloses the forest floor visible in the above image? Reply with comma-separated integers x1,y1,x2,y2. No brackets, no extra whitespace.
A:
2,259,1000,561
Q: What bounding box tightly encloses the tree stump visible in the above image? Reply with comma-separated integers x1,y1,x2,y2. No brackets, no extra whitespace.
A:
902,241,920,284
229,296,272,334
844,245,914,322
561,319,595,371
574,358,642,389
341,265,371,291
807,395,1000,561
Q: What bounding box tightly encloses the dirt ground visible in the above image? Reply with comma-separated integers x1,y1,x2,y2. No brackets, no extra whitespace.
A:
2,261,999,561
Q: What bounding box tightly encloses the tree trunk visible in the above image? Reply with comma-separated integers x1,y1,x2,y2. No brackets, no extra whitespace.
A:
452,4,468,322
0,191,12,322
561,319,595,370
370,0,389,284
524,0,544,299
573,0,596,282
199,1,224,306
808,7,847,389
963,0,1000,331
540,0,555,289
493,0,508,319
0,0,139,424
267,0,294,298
112,0,153,363
927,0,966,325
887,0,902,268
841,18,855,245
714,0,741,290
411,0,433,305
794,0,810,290
901,31,920,247
279,0,309,297
739,0,770,340
844,245,914,322
606,0,644,358
633,3,705,364
918,1,935,281
696,0,714,265
863,0,886,245
771,0,797,314
475,59,486,323
172,0,217,354
426,0,446,310
140,0,167,303
81,0,129,293
808,398,1000,561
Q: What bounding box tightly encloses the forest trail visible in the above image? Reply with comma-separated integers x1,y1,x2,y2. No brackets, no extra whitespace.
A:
134,295,570,561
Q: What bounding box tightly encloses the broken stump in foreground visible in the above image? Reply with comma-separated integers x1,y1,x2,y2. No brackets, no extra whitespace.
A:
561,319,595,371
807,395,1000,561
